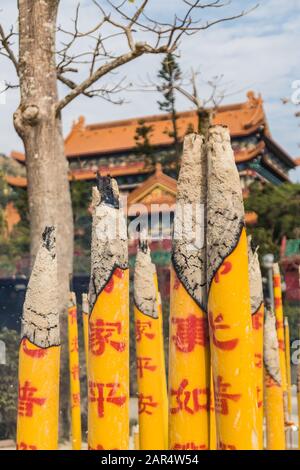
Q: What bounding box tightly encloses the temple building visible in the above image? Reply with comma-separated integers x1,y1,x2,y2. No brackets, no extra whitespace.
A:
7,91,296,193
4,91,298,289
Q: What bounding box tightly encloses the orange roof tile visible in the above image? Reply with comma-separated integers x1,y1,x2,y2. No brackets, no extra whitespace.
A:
64,91,266,158
5,175,27,188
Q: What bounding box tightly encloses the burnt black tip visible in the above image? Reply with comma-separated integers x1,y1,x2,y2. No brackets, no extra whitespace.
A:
42,226,55,252
97,174,119,209
139,237,148,254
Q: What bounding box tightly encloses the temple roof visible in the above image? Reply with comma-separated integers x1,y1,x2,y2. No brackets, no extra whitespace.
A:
61,91,267,158
7,91,297,186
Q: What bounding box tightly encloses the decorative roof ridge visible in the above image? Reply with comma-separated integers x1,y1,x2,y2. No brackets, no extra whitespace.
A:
81,99,256,133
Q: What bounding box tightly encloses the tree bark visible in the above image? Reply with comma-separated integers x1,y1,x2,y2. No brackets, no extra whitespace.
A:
15,0,74,310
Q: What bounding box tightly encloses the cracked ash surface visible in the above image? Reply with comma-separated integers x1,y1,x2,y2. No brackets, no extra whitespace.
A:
88,178,128,313
248,237,264,315
22,226,60,348
206,126,245,289
172,133,207,310
264,307,282,386
134,243,158,319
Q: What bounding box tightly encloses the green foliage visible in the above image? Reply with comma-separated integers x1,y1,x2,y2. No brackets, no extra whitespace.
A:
245,182,300,259
0,328,19,439
157,53,182,166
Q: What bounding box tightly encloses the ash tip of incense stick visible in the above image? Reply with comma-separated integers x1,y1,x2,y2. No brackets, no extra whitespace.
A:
42,225,55,257
134,243,158,319
206,124,245,289
139,229,149,254
69,291,76,308
172,132,207,310
22,226,60,348
263,307,282,385
88,178,128,311
97,174,119,209
82,293,89,315
284,316,289,327
273,262,280,275
247,236,264,315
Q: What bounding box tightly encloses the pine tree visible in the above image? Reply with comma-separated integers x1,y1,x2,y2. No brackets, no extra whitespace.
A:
157,53,182,161
134,119,155,170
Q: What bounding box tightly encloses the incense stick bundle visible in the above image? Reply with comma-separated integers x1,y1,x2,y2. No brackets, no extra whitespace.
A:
169,134,210,450
17,226,60,450
134,240,167,450
206,126,258,450
88,177,129,450
248,239,264,449
68,292,82,450
264,307,285,450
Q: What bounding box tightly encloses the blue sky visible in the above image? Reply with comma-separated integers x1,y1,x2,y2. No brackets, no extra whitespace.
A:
0,0,299,180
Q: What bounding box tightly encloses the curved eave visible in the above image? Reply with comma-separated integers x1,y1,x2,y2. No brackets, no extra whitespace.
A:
263,135,296,169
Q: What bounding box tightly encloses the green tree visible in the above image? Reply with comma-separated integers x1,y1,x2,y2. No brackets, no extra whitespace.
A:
0,328,19,439
245,182,300,259
134,119,155,170
157,53,182,163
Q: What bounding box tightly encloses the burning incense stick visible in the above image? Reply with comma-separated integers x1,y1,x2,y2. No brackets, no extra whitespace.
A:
17,226,60,450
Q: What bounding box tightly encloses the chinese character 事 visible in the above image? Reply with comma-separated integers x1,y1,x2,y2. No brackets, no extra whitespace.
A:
172,315,209,352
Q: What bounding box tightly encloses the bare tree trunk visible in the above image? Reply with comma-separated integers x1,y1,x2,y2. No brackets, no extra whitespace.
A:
15,0,73,439
14,0,73,310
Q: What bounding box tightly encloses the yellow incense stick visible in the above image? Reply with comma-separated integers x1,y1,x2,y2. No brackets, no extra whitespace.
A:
248,240,264,449
68,292,82,450
17,227,60,450
264,307,285,450
82,293,89,370
169,134,210,451
154,269,168,449
88,178,129,450
273,264,288,426
134,240,167,450
209,366,217,450
206,126,258,450
284,317,292,418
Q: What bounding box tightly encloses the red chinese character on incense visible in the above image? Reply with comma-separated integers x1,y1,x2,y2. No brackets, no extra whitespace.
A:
72,392,80,409
172,443,208,450
71,364,79,381
104,268,124,294
254,353,262,369
214,376,241,415
172,315,209,353
17,442,37,451
252,310,263,330
170,379,209,415
70,337,79,353
136,357,157,378
209,312,239,351
138,394,158,415
214,262,232,283
135,320,155,342
89,382,126,418
219,441,236,450
18,381,46,417
89,319,126,356
68,307,77,325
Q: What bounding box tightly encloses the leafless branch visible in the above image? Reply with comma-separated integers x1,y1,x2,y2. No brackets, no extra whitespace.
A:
56,0,257,114
0,24,19,73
